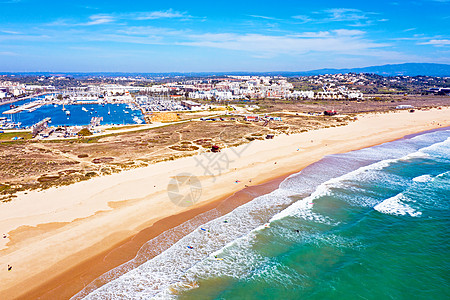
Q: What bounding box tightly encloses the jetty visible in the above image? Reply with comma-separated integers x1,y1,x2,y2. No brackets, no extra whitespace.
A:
3,100,46,114
31,117,51,137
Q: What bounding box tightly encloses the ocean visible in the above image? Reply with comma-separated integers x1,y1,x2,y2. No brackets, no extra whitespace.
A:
74,128,450,300
0,96,144,127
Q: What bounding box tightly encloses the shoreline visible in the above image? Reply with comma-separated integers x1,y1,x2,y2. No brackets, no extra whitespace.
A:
19,175,288,300
0,108,449,299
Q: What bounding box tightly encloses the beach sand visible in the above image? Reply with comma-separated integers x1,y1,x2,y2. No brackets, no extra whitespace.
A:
0,108,449,299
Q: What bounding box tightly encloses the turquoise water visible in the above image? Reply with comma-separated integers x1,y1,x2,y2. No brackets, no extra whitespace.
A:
76,128,449,300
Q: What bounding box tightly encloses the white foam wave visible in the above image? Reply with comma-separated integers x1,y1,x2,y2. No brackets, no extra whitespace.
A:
374,193,422,217
412,175,433,183
270,157,399,223
154,231,269,299
155,228,361,299
246,261,302,287
436,171,450,178
79,188,296,300
415,136,450,158
271,135,449,222
401,151,430,160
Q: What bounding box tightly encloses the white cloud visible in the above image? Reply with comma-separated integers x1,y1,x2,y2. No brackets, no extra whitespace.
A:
291,31,332,38
87,33,166,45
249,15,280,21
0,33,49,42
419,39,450,46
290,29,365,38
180,31,389,58
0,51,18,56
83,14,116,26
48,9,191,27
324,8,369,22
116,26,185,36
128,9,189,20
292,8,382,26
333,29,366,36
291,15,313,23
0,30,21,34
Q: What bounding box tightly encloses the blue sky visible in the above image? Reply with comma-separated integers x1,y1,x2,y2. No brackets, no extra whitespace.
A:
0,0,449,72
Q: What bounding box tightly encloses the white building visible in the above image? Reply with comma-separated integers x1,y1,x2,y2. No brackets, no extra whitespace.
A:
144,85,170,93
347,92,364,99
289,90,315,99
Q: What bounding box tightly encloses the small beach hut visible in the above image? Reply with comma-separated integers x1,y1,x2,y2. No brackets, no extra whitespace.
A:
324,110,337,116
211,145,220,153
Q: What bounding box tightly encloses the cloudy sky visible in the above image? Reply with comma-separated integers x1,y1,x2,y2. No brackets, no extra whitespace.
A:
0,0,449,72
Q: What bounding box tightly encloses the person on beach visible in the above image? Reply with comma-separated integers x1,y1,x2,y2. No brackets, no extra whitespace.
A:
7,265,12,271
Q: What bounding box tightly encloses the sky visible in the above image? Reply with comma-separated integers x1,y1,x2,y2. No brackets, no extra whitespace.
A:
0,0,449,72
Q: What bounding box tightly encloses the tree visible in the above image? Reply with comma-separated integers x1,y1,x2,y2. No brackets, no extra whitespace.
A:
78,128,93,137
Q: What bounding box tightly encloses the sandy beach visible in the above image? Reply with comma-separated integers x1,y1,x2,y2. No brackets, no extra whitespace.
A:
0,108,449,299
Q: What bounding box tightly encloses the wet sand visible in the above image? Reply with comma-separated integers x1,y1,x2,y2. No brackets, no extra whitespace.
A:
17,177,286,300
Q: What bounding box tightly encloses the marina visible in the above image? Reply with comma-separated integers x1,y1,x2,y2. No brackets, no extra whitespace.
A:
0,98,145,129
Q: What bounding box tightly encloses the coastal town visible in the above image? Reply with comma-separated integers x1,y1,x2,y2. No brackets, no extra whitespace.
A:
2,72,448,105
0,71,448,201
0,74,364,103
1,73,449,139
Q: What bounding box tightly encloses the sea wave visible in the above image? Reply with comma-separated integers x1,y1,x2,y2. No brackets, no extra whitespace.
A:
271,135,449,222
77,188,296,300
412,174,433,183
374,193,422,217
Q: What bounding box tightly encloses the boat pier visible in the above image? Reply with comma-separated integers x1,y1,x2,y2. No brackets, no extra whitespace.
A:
2,100,46,114
31,117,51,137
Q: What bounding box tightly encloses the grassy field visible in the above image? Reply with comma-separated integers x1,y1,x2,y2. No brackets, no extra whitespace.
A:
0,113,343,201
0,131,33,141
105,125,143,131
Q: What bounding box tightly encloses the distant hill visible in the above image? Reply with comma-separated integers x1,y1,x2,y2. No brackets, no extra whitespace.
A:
296,63,450,77
3,63,450,78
